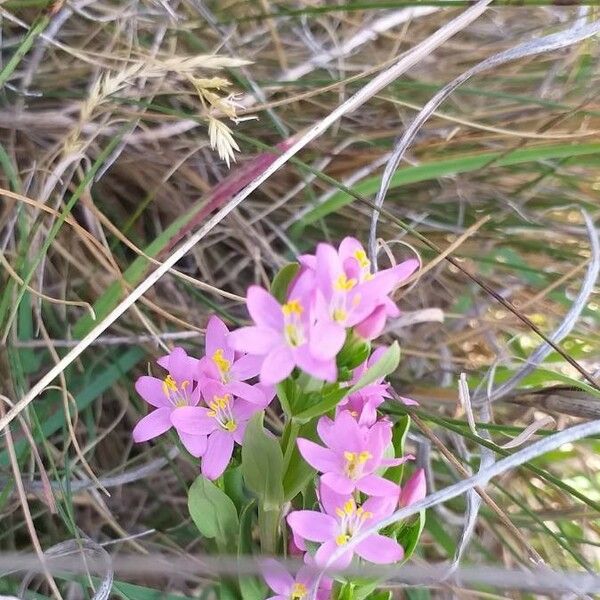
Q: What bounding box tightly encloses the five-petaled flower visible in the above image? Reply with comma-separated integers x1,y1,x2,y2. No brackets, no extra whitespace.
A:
297,411,411,496
287,483,404,568
171,380,263,479
133,347,207,457
228,285,337,385
262,559,331,600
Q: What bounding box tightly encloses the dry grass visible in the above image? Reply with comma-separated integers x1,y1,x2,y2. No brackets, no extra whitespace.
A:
1,2,600,598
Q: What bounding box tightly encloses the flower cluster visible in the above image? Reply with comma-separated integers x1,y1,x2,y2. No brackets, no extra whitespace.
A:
131,237,427,598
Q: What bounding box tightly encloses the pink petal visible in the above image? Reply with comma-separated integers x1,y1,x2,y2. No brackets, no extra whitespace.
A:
314,539,353,570
228,326,281,355
315,243,343,295
168,347,196,382
338,236,364,263
178,431,207,457
320,472,355,495
399,395,419,406
317,416,346,453
355,534,404,564
293,350,336,383
132,407,172,442
266,596,286,600
232,420,248,444
297,439,341,473
399,468,426,508
262,560,293,595
232,399,261,422
170,406,218,435
357,474,400,497
318,481,352,517
331,410,365,452
135,376,169,408
226,381,266,405
247,286,284,329
363,494,399,519
230,353,262,380
309,318,345,360
286,511,337,543
354,305,387,340
260,346,295,385
201,379,228,403
205,316,234,361
202,430,234,480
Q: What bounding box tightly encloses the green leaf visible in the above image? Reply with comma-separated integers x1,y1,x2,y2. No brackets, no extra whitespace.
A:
336,332,371,370
283,420,318,502
238,501,266,600
396,510,426,563
270,262,300,303
241,412,284,510
385,415,411,484
348,342,400,396
293,386,347,422
188,475,239,550
294,141,600,230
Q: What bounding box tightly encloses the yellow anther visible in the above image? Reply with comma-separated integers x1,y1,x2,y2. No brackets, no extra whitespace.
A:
334,274,357,292
333,308,347,323
354,249,370,269
207,410,216,417
212,348,231,374
282,299,303,316
358,451,372,464
343,499,355,515
291,583,307,599
224,419,237,432
362,511,373,520
343,451,355,461
162,374,178,395
335,534,350,546
284,323,302,347
181,380,190,390
335,507,345,518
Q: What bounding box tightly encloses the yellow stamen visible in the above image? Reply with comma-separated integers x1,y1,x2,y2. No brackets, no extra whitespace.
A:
334,274,357,292
343,499,355,515
354,249,370,269
333,308,347,323
291,583,307,599
212,348,231,374
282,299,303,316
335,533,350,546
162,374,178,395
284,323,302,347
224,419,237,432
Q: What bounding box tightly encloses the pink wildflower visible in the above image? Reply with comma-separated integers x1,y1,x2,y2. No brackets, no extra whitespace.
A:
287,483,403,568
132,347,207,457
171,380,262,479
297,411,410,496
337,347,391,426
399,468,426,508
228,285,337,385
195,315,267,404
262,560,331,600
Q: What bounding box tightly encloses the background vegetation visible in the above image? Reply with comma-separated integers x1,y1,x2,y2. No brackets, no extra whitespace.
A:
1,2,599,598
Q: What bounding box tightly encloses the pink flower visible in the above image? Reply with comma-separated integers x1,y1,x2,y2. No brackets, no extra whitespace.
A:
399,468,426,508
297,411,408,497
195,315,267,405
301,237,418,342
228,286,337,385
337,347,391,426
133,347,207,457
170,380,261,479
287,484,403,569
262,560,331,600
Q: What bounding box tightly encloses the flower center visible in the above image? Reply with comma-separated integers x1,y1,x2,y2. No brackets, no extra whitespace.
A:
282,299,306,348
212,348,231,382
343,450,372,480
206,395,237,432
162,375,190,407
334,499,373,545
290,583,307,600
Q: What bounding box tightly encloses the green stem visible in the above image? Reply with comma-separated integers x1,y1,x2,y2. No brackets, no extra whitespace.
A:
258,505,280,555
282,419,300,475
